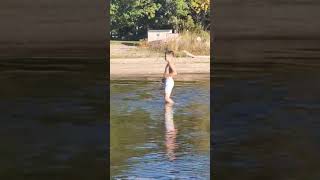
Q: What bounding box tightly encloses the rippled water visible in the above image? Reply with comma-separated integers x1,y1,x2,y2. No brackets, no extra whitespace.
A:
110,80,210,179
0,59,107,179
213,39,320,179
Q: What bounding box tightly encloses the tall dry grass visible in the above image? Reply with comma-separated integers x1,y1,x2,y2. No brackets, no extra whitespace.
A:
139,30,210,56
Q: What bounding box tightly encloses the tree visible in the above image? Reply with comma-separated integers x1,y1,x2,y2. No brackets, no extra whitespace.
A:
189,0,210,30
110,0,210,40
110,0,161,40
155,0,190,32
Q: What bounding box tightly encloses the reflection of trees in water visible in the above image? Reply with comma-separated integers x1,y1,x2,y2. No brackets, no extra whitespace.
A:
175,103,210,152
163,102,210,160
110,81,144,94
111,81,210,176
110,108,153,175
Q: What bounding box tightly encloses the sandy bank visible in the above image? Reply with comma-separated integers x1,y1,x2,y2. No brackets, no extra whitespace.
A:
110,57,210,81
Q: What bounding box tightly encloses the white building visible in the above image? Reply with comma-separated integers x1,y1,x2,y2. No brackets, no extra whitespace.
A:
147,29,178,42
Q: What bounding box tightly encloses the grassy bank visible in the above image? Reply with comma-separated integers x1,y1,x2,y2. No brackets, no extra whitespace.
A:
110,30,210,59
140,30,210,56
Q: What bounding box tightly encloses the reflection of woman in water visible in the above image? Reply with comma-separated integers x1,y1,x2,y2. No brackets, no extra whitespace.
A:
162,50,177,104
164,103,177,161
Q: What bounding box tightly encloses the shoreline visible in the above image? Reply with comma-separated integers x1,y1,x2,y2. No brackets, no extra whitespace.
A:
110,57,210,81
111,73,210,81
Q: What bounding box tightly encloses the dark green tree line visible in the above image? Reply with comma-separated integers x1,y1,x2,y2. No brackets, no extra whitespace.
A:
111,0,210,40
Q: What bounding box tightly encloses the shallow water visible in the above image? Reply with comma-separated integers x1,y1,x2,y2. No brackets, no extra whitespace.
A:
0,59,107,179
213,39,320,179
110,80,210,179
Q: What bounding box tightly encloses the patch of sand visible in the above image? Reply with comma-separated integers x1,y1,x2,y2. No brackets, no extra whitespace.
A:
110,57,210,81
111,42,161,58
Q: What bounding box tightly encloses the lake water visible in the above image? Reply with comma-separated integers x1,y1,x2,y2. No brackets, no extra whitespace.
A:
213,39,320,179
110,80,210,179
0,58,107,179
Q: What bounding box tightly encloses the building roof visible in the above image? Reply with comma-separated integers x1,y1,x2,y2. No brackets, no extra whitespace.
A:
148,29,172,32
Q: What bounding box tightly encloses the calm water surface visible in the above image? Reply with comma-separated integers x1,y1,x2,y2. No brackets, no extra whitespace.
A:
213,40,320,179
111,80,210,179
0,59,106,179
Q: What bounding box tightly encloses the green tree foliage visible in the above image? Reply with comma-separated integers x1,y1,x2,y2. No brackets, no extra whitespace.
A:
189,0,210,30
190,0,210,13
111,0,210,40
111,0,161,40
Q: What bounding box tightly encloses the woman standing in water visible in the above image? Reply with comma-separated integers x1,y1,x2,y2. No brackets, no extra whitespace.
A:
162,50,178,104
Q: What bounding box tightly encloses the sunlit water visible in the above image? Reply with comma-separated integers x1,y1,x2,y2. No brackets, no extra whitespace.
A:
111,80,210,179
0,59,107,179
213,40,320,179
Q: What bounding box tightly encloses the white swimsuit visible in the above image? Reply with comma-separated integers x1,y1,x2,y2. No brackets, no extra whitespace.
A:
165,76,174,95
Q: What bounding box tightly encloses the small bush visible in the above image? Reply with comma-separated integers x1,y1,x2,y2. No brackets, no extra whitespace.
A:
138,38,149,48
